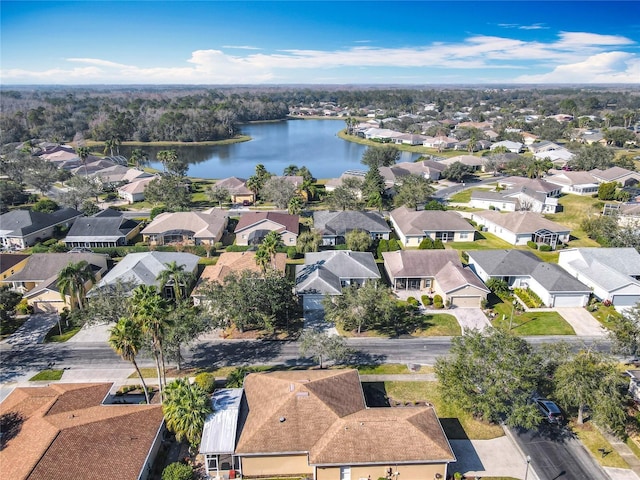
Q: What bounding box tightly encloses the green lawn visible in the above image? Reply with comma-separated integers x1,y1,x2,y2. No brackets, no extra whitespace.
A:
45,326,81,343
354,364,433,374
572,422,629,468
544,194,601,248
490,301,575,335
414,313,461,336
29,369,64,381
446,231,514,251
448,187,493,203
382,381,504,439
590,304,622,330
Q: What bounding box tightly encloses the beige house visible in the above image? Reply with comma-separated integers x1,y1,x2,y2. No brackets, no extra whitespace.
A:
142,209,228,246
471,211,570,249
234,212,299,246
383,250,489,308
389,207,475,247
0,253,30,281
215,177,255,205
2,252,108,312
200,369,455,480
118,176,157,203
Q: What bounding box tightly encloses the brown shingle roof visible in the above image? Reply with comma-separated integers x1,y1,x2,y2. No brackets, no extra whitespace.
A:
235,212,300,235
382,250,460,278
196,251,287,286
0,383,163,480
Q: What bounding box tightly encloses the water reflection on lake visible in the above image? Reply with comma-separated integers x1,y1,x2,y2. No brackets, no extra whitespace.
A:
120,119,421,179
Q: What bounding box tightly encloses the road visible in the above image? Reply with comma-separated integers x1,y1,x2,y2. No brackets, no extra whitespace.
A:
511,425,608,480
433,176,504,200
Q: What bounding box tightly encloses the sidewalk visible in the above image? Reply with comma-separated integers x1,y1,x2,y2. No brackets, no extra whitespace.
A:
601,430,640,480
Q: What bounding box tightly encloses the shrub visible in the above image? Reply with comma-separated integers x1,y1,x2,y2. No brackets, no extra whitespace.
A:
539,244,552,252
489,205,496,210
388,239,401,251
214,242,223,251
30,243,49,253
406,296,419,307
43,238,58,247
194,372,216,394
421,295,432,306
162,462,194,480
32,199,59,213
16,298,33,315
226,366,256,388
480,298,489,309
418,237,435,249
486,278,509,297
287,246,297,259
225,245,250,252
150,206,169,220
527,240,538,249
461,251,469,264
433,294,444,309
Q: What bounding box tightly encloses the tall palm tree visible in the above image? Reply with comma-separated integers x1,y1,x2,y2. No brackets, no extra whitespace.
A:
156,261,193,300
130,285,172,400
129,148,149,169
57,260,96,310
283,164,299,176
103,139,116,157
157,149,178,174
254,248,270,273
109,317,150,404
76,146,91,176
258,231,283,269
163,378,212,448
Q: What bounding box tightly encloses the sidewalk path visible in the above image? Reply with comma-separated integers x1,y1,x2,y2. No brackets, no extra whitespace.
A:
601,430,640,480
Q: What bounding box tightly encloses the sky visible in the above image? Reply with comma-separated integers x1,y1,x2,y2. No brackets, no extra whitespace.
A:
1,1,639,85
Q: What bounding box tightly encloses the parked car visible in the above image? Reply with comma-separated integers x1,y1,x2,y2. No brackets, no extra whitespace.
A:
536,398,564,424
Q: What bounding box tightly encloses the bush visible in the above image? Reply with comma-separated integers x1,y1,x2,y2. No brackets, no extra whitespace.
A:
226,366,256,388
16,298,33,315
421,295,432,306
287,246,297,259
194,372,216,394
539,244,552,252
162,462,194,480
43,238,58,246
225,245,251,252
433,294,444,309
489,205,496,210
406,296,419,307
486,278,509,297
527,240,538,249
214,242,223,251
388,239,401,251
150,206,169,220
32,199,59,213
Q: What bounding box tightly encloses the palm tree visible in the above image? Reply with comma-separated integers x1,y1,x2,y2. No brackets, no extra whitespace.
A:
57,260,96,310
129,148,149,169
163,378,212,448
296,230,322,254
103,139,116,157
254,248,270,273
259,231,283,269
109,317,150,404
76,146,91,176
283,164,299,176
130,285,172,400
157,150,178,174
288,196,303,215
156,261,193,301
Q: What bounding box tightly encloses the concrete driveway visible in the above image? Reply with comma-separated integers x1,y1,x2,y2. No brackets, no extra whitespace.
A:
555,307,607,337
0,314,59,346
450,308,491,332
67,322,111,343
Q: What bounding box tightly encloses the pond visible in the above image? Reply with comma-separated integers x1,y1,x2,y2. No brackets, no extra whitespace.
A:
119,119,421,180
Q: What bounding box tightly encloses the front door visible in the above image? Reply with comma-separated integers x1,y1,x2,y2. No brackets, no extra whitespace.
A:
340,467,351,480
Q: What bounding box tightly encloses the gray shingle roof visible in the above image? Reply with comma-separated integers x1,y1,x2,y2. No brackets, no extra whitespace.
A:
529,262,591,293
390,207,474,235
313,211,391,237
64,216,139,243
0,208,82,237
468,249,541,276
295,250,380,294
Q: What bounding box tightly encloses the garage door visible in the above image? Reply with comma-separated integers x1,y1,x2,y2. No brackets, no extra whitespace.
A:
612,295,640,307
450,296,481,308
303,294,325,311
552,295,586,308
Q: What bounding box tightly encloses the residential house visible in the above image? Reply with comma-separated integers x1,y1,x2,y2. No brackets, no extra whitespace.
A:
0,383,164,480
467,250,591,307
91,251,199,299
521,132,539,146
192,251,287,306
438,155,486,172
118,176,157,203
0,208,83,250
490,140,523,153
393,133,428,145
295,250,380,311
93,165,152,187
558,248,640,308
0,253,29,281
383,250,489,308
528,141,563,155
532,148,574,166
199,370,455,480
390,207,475,247
234,212,299,247
423,135,457,150
544,170,599,195
469,190,518,212
71,158,117,176
215,177,255,205
453,139,491,152
485,177,561,213
470,211,570,248
325,170,367,195
312,211,391,246
590,167,640,188
141,209,228,246
2,252,108,312
64,208,142,248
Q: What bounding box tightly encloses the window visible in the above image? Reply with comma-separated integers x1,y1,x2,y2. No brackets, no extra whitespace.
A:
460,232,468,240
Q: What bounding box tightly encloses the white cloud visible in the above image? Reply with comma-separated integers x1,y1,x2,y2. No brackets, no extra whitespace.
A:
1,31,638,84
221,45,261,50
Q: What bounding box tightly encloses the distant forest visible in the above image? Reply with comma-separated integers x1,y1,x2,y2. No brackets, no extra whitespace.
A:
1,85,639,145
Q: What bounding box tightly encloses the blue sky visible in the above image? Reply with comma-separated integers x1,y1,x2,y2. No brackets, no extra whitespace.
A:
1,1,639,85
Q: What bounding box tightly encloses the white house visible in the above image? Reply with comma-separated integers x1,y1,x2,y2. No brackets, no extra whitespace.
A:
471,211,570,248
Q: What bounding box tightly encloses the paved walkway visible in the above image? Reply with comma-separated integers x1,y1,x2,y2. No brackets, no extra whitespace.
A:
601,430,640,480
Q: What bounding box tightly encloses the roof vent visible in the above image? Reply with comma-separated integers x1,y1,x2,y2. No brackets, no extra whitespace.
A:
279,417,286,423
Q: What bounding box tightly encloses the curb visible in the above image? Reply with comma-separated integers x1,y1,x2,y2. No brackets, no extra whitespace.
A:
501,423,540,480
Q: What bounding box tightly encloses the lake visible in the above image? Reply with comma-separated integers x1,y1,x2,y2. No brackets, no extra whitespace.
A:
120,119,421,180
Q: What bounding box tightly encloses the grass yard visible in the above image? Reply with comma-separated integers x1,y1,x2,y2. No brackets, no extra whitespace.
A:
382,381,504,439
414,313,461,336
490,301,575,335
571,422,629,468
590,304,622,330
448,187,493,203
446,231,514,251
45,326,81,343
30,369,64,381
545,194,601,248
354,364,434,375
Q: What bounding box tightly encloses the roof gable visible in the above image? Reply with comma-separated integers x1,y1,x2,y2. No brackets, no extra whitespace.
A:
235,212,300,235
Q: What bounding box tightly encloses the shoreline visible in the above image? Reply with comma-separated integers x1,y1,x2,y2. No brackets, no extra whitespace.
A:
82,135,251,148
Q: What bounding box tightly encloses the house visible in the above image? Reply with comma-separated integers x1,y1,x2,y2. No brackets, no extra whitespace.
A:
471,211,570,248
528,141,563,154
439,155,486,172
532,148,574,166
558,248,640,308
590,167,640,188
93,165,152,186
118,176,157,203
490,140,523,153
295,250,380,311
0,383,164,480
0,253,29,281
199,369,455,480
312,211,391,246
191,251,287,306
64,208,142,248
324,170,367,194
389,207,475,247
383,250,489,308
141,209,228,246
91,251,199,298
483,177,561,214
0,208,83,250
423,135,458,150
2,253,108,312
469,190,518,212
544,170,599,195
213,177,255,205
234,212,299,246
467,250,591,307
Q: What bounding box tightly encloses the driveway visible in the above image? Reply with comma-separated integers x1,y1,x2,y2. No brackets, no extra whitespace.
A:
0,314,59,347
555,307,607,337
67,322,111,343
450,308,491,332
